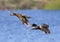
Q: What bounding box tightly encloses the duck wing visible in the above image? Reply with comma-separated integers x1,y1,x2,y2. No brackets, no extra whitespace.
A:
41,24,49,28
22,15,31,18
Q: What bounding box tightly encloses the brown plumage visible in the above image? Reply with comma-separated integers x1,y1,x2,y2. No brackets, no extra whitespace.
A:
31,24,50,34
10,13,31,26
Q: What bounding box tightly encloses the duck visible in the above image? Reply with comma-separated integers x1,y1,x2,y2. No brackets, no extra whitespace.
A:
10,12,31,26
31,24,50,34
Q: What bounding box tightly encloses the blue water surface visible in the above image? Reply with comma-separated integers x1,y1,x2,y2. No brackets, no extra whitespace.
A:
0,10,60,42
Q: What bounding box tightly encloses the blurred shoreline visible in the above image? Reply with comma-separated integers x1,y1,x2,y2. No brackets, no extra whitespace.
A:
0,0,60,10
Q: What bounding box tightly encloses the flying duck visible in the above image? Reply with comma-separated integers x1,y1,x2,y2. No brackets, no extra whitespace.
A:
31,24,50,34
10,12,31,26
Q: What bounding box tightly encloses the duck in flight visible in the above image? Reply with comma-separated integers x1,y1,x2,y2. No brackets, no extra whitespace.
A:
31,24,50,34
10,12,31,26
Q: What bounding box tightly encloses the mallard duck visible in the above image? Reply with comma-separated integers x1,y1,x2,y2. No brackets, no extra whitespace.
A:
31,24,50,34
10,12,31,26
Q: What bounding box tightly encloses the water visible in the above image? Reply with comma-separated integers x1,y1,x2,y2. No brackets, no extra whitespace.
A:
0,10,60,42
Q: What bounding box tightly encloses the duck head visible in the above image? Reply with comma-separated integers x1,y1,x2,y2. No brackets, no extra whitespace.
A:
10,13,16,16
32,24,37,27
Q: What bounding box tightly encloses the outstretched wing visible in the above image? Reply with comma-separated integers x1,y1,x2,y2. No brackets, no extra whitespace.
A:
41,24,49,28
22,15,31,18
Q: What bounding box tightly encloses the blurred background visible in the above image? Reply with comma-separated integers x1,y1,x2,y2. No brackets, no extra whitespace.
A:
0,0,60,10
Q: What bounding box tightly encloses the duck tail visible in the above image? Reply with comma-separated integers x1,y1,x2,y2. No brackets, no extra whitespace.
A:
44,28,51,34
47,29,51,34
